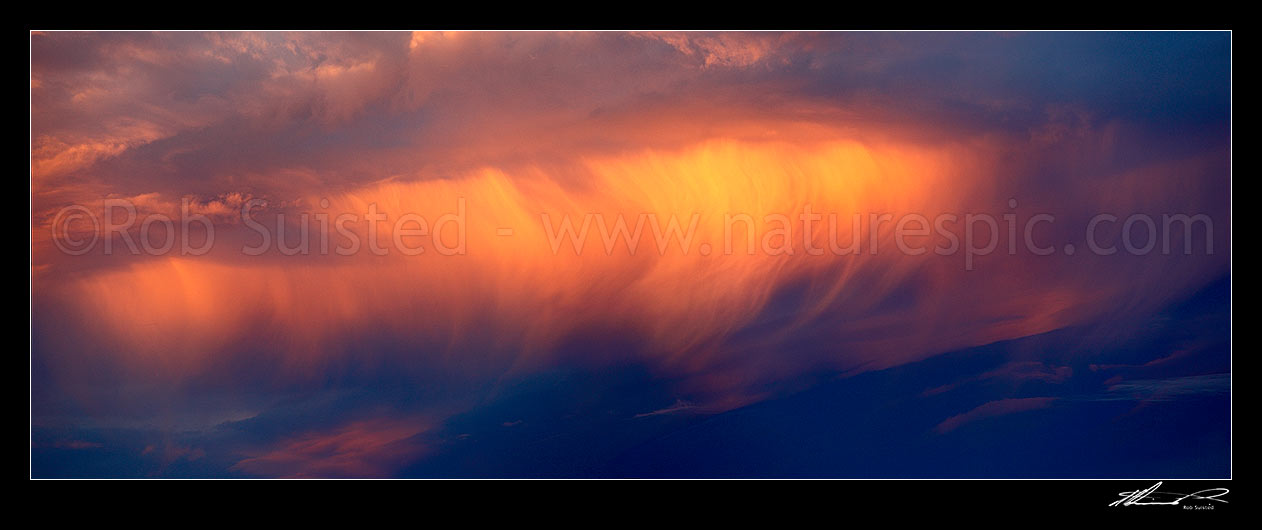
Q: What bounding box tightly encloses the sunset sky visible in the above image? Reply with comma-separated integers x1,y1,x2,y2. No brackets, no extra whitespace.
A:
31,31,1230,478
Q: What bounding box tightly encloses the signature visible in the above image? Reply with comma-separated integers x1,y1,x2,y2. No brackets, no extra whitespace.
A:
1110,482,1229,507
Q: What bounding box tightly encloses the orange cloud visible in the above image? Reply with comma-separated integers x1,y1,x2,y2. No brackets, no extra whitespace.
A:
35,129,1221,409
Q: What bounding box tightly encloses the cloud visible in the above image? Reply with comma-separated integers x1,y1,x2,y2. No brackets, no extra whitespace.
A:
30,31,1230,477
634,399,699,418
934,397,1058,434
1099,374,1231,402
923,361,1073,396
49,440,104,450
228,417,430,478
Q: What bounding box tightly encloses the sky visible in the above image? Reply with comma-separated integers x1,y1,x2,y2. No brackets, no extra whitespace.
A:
30,31,1230,478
